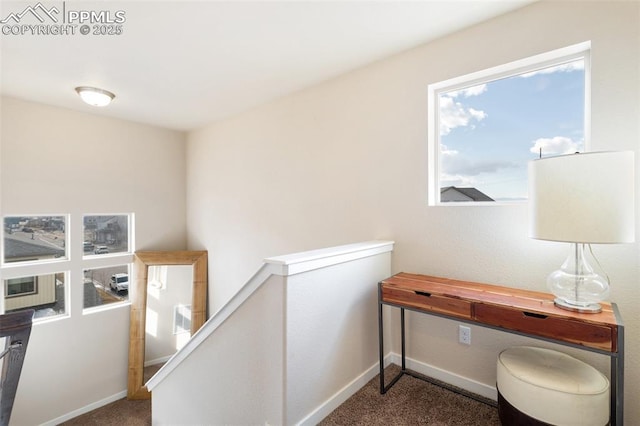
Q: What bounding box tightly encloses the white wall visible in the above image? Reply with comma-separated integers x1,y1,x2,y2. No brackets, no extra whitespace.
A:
187,1,640,423
0,97,187,425
151,242,392,425
286,251,391,424
153,273,286,426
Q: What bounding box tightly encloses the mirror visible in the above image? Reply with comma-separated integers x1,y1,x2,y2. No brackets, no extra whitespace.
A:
127,250,208,399
144,264,193,381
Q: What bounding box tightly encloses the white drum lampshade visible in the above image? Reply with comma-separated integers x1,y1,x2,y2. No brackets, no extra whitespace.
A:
528,151,635,312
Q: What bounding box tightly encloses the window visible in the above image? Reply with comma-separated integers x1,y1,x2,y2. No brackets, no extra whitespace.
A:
1,213,133,320
83,215,130,257
81,214,132,310
3,215,67,263
5,276,37,297
428,42,590,205
3,272,66,320
173,304,191,335
83,265,130,309
148,265,166,290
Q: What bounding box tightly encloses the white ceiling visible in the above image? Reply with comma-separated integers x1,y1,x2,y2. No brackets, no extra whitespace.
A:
0,1,534,131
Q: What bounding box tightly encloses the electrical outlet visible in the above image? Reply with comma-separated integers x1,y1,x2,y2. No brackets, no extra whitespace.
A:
459,325,471,345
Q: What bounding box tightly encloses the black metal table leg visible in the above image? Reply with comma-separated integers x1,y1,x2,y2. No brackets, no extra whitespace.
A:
611,312,624,426
378,285,385,393
379,284,405,394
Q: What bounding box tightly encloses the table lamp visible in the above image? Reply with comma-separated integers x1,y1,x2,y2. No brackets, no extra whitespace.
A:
528,151,635,313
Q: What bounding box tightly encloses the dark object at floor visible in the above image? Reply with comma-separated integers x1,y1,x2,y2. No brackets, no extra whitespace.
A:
498,391,550,426
0,309,34,426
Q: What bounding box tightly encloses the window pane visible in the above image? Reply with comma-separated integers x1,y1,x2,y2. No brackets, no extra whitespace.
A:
83,265,129,309
437,58,585,203
6,277,37,296
173,304,192,335
3,216,67,263
4,272,66,319
83,215,130,256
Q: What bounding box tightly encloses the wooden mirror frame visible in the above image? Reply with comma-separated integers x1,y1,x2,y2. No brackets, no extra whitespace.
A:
127,250,208,399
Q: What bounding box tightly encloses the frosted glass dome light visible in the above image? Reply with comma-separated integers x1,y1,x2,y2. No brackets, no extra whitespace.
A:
75,86,115,107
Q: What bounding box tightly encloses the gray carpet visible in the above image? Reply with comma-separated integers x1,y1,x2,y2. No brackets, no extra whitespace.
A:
320,365,500,426
58,398,151,426
60,365,499,425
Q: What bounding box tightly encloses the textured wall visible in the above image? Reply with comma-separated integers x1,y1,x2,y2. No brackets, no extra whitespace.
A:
1,97,187,425
186,1,639,422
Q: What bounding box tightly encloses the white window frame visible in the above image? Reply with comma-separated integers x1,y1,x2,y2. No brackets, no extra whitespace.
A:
173,303,191,335
82,213,132,259
81,213,134,314
1,214,69,266
427,41,591,206
1,213,135,322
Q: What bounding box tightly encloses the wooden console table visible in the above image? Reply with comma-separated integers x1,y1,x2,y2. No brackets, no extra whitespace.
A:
378,273,624,425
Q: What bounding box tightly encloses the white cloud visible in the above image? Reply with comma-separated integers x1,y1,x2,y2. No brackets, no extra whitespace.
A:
468,108,486,121
441,173,477,188
529,136,581,156
439,96,487,136
520,60,584,78
440,143,458,156
449,84,488,98
441,146,517,176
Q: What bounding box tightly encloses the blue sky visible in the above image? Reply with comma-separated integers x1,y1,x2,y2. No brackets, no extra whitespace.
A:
439,60,585,201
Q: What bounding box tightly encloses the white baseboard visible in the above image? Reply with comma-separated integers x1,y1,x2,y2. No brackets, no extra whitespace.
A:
44,352,496,426
388,352,497,401
41,390,127,426
300,352,497,425
145,355,172,367
297,355,395,426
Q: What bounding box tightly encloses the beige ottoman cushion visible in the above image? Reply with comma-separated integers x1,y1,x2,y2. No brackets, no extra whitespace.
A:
497,346,609,426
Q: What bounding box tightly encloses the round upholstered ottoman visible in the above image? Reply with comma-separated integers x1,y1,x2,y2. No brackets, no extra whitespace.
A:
496,346,609,426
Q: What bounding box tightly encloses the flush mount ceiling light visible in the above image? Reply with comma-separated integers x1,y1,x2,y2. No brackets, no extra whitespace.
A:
75,86,115,107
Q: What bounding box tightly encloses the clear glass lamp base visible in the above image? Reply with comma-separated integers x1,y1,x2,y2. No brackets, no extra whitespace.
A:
547,243,609,315
553,298,602,313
